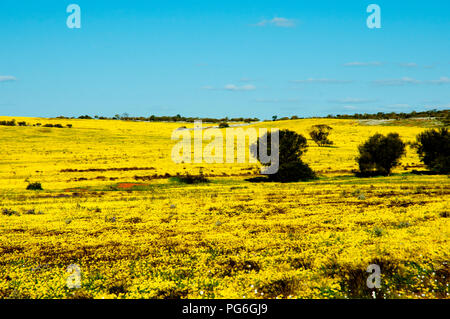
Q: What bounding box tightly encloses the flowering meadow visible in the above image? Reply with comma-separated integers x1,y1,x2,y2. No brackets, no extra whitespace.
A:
0,116,448,299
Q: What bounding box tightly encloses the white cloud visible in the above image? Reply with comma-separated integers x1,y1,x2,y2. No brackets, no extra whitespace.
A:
344,61,383,67
291,78,353,84
224,84,256,91
389,104,411,108
372,77,450,86
255,17,297,28
399,62,418,68
372,77,421,86
254,98,299,103
329,98,377,104
202,84,256,91
428,77,450,85
0,75,17,82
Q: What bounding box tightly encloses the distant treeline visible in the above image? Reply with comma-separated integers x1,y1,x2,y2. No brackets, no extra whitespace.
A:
0,119,72,128
325,109,448,120
3,109,447,125
57,114,260,123
271,109,449,121
52,109,449,123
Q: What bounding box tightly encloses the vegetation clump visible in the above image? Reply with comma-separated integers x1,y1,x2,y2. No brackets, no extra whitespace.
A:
173,172,209,184
414,128,449,174
254,129,316,182
356,133,406,176
26,182,43,190
309,124,333,146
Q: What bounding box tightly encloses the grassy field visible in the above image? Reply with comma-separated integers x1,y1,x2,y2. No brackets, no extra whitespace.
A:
0,116,448,299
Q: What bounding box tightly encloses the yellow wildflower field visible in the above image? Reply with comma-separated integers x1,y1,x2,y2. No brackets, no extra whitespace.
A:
0,116,448,299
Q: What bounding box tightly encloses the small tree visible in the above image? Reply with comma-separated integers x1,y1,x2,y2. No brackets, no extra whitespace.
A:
309,124,333,146
253,129,316,182
415,128,449,174
218,122,229,128
357,133,406,176
26,182,43,190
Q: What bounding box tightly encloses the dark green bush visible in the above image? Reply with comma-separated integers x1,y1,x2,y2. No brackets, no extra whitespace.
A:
309,124,333,146
253,129,316,182
415,128,449,174
218,122,229,128
357,133,406,176
26,182,43,190
173,173,209,184
2,208,20,216
0,119,16,126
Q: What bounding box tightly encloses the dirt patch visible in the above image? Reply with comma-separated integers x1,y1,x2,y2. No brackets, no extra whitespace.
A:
116,182,149,189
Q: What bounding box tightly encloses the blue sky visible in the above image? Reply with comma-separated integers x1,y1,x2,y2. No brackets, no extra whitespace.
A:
0,0,449,119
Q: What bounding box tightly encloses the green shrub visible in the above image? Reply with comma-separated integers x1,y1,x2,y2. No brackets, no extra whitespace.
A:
2,208,20,216
415,128,449,174
357,133,406,176
173,173,209,184
309,124,333,146
253,129,316,182
0,119,16,126
26,182,43,190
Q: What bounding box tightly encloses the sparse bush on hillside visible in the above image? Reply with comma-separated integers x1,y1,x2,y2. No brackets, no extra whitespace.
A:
253,129,316,182
218,122,229,128
26,182,43,190
357,133,406,176
2,208,20,216
42,123,64,128
309,124,333,146
0,119,16,126
415,128,449,174
173,172,209,184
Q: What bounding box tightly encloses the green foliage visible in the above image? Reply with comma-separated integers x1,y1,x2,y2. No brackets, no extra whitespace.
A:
26,182,43,190
218,122,229,128
357,133,406,176
42,123,64,128
328,109,448,120
0,119,16,126
2,208,20,216
254,129,316,182
415,128,449,174
309,124,333,146
270,160,316,182
172,172,209,184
